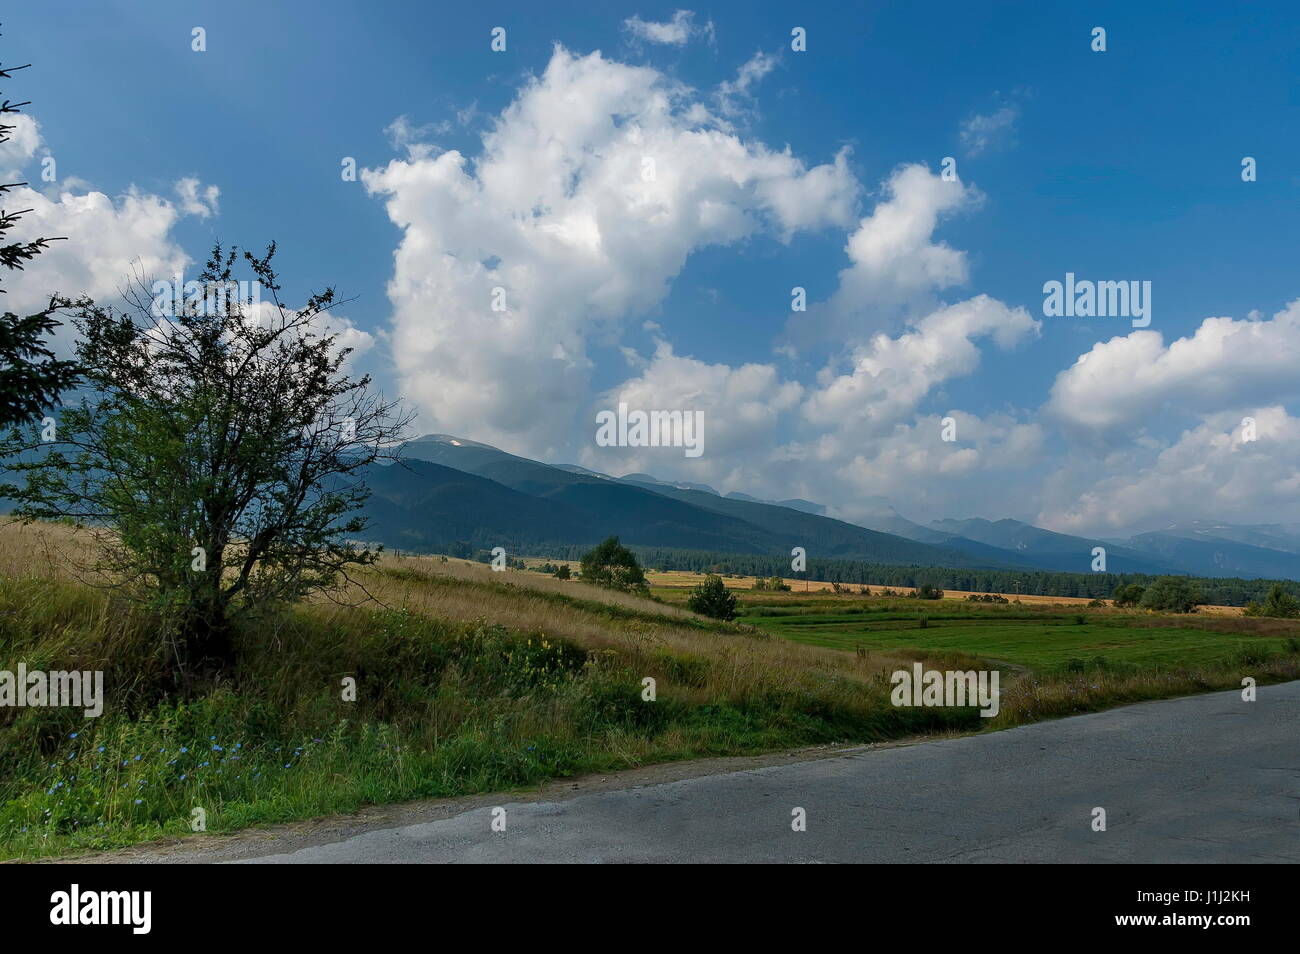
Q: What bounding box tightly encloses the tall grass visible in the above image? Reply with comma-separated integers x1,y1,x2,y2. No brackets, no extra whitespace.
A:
0,523,974,858
2,521,1297,858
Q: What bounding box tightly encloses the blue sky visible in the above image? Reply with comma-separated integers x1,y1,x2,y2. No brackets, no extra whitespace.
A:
5,1,1300,535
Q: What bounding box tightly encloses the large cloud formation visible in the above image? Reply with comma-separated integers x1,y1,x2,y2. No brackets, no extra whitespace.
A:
359,41,1300,535
364,45,857,457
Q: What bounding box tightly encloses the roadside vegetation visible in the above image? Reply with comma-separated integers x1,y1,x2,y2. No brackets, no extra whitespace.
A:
4,521,1299,859
0,521,978,858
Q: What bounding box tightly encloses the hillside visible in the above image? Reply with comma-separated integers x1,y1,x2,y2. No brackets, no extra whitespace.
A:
928,517,1182,576
390,435,1009,567
1126,530,1300,580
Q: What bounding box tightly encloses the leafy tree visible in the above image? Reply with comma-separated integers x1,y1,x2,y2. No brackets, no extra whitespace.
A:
1111,582,1145,607
554,564,571,580
579,536,648,593
1138,577,1203,613
914,583,944,600
0,34,79,427
1,243,413,681
688,574,737,621
1244,583,1300,619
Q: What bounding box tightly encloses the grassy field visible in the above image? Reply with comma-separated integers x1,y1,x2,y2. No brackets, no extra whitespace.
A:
2,522,1298,859
741,608,1284,670
649,583,1290,670
529,560,1245,614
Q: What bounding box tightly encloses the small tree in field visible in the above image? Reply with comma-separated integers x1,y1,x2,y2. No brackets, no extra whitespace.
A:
1,243,413,682
1111,582,1145,608
1138,576,1203,613
688,574,737,621
579,536,648,593
1244,583,1300,619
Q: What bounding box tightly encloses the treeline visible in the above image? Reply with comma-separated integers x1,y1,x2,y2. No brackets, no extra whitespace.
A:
606,546,1300,607
407,539,1299,607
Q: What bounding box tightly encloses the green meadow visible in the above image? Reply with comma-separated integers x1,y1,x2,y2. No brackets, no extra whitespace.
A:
743,609,1290,671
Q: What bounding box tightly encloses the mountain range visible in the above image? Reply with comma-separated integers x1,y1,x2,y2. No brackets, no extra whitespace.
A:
354,435,1300,581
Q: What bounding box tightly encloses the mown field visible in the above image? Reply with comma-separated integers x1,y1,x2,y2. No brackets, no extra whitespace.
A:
2,522,1298,859
740,604,1289,670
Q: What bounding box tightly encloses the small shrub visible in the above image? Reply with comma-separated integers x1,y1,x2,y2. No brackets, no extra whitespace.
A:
579,537,648,594
687,575,738,622
1243,583,1300,619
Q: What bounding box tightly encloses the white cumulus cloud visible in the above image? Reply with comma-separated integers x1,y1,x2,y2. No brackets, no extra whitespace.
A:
1047,300,1300,439
803,294,1040,435
586,338,802,475
363,45,858,457
1038,407,1300,533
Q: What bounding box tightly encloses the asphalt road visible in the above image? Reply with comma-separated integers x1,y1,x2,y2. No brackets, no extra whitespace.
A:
239,682,1300,863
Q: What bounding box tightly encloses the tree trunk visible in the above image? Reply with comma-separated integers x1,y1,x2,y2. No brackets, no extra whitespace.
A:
174,599,236,690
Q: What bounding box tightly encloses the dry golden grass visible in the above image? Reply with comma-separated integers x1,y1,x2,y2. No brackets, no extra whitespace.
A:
641,566,1245,614
4,519,1285,732
342,551,926,709
402,553,697,619
0,520,922,711
0,519,95,582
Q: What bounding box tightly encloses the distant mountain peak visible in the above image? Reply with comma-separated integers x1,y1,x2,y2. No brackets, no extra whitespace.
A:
412,433,499,450
554,463,614,480
620,472,720,495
